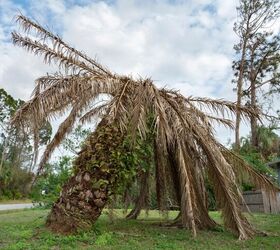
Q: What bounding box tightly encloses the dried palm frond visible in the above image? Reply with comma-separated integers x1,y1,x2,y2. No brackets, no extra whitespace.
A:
12,32,94,74
186,96,261,120
11,15,279,240
79,103,109,124
11,73,120,174
154,138,168,211
15,15,111,76
220,145,279,194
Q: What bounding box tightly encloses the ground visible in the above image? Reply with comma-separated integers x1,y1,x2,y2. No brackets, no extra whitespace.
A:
0,199,32,204
0,209,279,250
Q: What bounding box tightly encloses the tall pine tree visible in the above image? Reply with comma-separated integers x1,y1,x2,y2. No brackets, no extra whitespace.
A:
233,0,280,149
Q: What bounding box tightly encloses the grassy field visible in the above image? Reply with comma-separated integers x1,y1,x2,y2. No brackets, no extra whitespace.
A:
0,209,279,250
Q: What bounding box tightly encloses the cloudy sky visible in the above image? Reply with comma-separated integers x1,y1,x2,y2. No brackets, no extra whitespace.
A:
0,0,272,146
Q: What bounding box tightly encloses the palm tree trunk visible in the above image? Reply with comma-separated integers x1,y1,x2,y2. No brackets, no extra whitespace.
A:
46,123,123,233
46,168,109,233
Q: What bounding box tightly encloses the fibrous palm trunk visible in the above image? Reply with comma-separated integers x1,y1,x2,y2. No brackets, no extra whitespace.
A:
46,122,123,233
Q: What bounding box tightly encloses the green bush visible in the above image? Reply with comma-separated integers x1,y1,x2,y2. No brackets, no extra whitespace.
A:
30,156,73,207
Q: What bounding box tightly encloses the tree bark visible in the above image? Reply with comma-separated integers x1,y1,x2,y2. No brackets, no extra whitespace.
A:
46,123,124,234
46,169,109,233
235,6,253,150
235,39,248,150
250,71,258,148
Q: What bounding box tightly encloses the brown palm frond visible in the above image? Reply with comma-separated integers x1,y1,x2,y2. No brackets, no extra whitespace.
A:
163,90,258,131
12,32,95,74
203,115,234,129
189,125,255,238
106,86,131,133
198,139,255,239
154,139,168,211
37,100,82,174
15,15,112,76
152,89,174,146
185,96,261,121
220,145,279,194
167,148,181,207
154,89,190,144
35,79,120,172
177,143,197,236
128,82,150,140
167,106,255,238
179,95,235,130
11,74,120,174
182,142,217,229
11,75,82,128
11,73,118,128
79,103,109,124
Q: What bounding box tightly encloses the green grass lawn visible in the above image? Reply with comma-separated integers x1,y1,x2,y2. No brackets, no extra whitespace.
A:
0,209,279,250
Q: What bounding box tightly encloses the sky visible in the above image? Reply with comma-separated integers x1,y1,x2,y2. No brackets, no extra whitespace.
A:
0,0,278,149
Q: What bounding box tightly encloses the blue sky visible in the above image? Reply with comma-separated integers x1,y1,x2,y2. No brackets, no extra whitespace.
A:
1,0,278,149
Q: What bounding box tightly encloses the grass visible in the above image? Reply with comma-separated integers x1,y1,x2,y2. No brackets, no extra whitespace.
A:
0,209,279,250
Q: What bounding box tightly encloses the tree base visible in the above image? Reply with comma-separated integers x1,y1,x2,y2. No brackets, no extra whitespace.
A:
46,171,108,234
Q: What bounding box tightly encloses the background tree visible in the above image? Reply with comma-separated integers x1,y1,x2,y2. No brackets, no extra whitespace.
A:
0,88,31,199
62,125,90,154
0,88,52,199
247,33,280,148
239,125,280,162
31,156,73,206
31,125,91,206
233,0,280,150
236,125,280,191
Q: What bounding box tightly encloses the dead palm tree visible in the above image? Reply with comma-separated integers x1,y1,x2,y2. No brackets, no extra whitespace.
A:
11,15,279,239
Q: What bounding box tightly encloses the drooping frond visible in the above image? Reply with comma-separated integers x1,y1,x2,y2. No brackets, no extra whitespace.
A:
37,101,82,174
79,103,109,124
11,74,114,134
185,96,261,121
220,145,279,194
177,143,197,236
11,73,121,172
12,32,95,74
15,15,112,76
204,115,234,129
154,138,168,211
